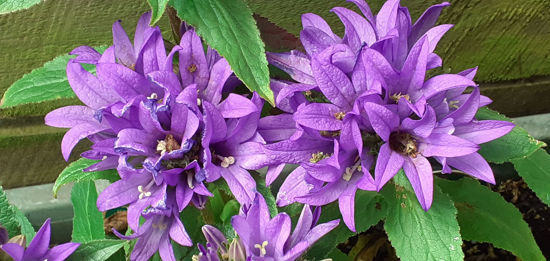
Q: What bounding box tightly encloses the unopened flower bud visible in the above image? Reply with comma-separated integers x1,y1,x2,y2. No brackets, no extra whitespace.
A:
7,235,26,247
228,238,246,261
201,225,228,255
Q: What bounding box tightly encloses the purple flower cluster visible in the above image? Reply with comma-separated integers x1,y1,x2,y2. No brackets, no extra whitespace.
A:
1,219,80,261
194,193,339,261
45,12,266,261
261,0,514,231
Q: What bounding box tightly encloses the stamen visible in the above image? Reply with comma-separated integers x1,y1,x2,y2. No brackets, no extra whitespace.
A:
449,100,460,109
334,112,346,120
188,64,197,73
156,140,167,155
254,240,268,257
310,152,330,163
197,98,202,106
148,93,158,100
138,185,152,200
220,156,235,168
391,93,410,103
343,167,353,181
187,173,195,189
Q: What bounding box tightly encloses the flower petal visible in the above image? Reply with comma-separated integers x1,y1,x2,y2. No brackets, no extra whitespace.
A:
454,120,514,144
218,94,258,118
45,242,80,261
112,20,136,68
339,184,358,231
364,102,399,142
62,123,108,161
420,133,479,157
67,60,119,109
332,7,376,51
267,51,315,84
403,156,433,210
294,103,344,131
45,106,97,128
26,219,52,259
409,2,450,45
179,29,209,90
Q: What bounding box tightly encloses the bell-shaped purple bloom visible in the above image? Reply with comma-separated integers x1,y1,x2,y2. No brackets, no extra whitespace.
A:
114,193,192,261
1,219,79,261
195,193,339,261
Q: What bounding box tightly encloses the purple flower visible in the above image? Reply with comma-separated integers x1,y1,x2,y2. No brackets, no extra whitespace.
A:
0,219,79,261
194,193,339,261
262,0,515,230
114,192,192,261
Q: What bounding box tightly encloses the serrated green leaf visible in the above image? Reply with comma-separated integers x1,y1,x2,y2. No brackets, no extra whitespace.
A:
220,199,240,223
71,181,105,243
68,239,127,261
306,190,386,260
1,46,107,108
0,186,35,243
383,173,464,261
53,158,120,198
511,149,550,206
170,0,274,105
476,107,545,163
0,0,41,14
437,177,544,261
147,0,169,25
13,210,35,244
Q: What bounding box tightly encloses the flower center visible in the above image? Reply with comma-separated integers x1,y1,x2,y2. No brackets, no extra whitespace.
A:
254,240,268,257
188,64,197,73
137,180,155,200
152,221,168,230
310,152,331,163
390,93,410,103
334,112,345,120
448,100,460,109
320,130,341,138
157,134,181,155
389,132,418,157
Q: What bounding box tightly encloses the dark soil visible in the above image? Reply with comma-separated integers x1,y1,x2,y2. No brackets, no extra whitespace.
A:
338,178,550,261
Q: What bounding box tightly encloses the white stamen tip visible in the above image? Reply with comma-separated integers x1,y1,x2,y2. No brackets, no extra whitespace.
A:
156,140,167,155
221,156,235,168
197,98,202,106
148,93,158,100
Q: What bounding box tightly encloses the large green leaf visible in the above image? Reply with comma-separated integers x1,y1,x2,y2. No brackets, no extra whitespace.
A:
306,190,387,260
476,107,545,163
437,177,544,261
170,0,274,105
68,239,127,261
512,148,550,205
0,186,35,242
53,158,119,198
1,46,106,108
383,173,463,261
147,0,169,25
0,0,41,14
71,181,105,243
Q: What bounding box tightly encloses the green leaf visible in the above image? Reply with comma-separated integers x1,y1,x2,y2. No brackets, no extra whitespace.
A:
476,107,545,163
306,190,386,259
220,199,240,223
0,186,35,243
147,0,169,25
256,178,277,217
71,181,105,243
383,173,464,261
13,210,35,244
437,177,544,261
0,0,41,14
68,239,127,261
53,158,120,198
173,207,205,260
511,148,550,205
1,46,107,108
170,0,274,105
